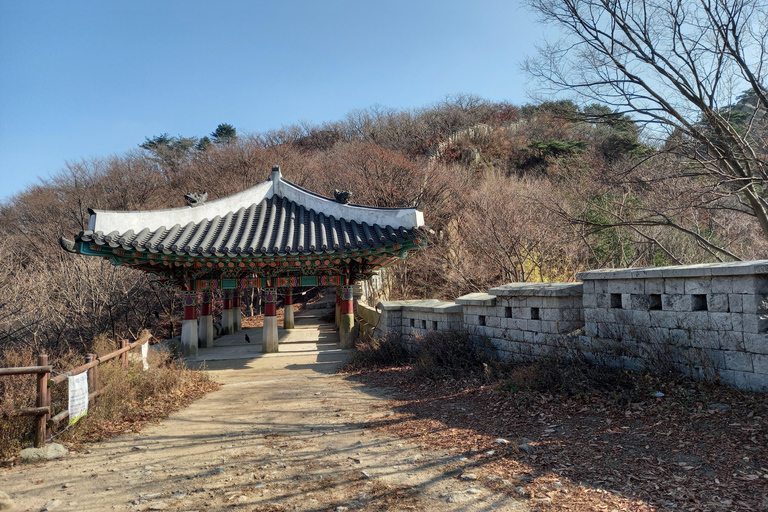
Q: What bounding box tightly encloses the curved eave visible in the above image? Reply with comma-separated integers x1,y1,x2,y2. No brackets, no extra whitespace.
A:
88,167,423,234
73,236,426,274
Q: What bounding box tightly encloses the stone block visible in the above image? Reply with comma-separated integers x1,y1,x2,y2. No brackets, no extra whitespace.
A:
754,354,768,374
524,331,534,342
585,322,598,337
732,275,768,293
728,294,743,313
630,294,653,311
541,308,563,322
595,293,610,309
582,292,597,309
684,277,713,294
649,310,680,329
743,333,768,355
526,319,542,332
689,332,721,350
743,314,768,334
486,315,501,328
662,294,692,312
508,329,525,342
724,350,754,372
707,294,729,312
719,331,744,351
620,279,645,294
664,278,686,294
631,310,651,326
679,311,710,330
594,280,612,294
645,278,664,294
743,294,768,314
711,277,734,294
668,328,690,346
731,313,744,332
581,280,595,294
708,312,733,332
621,293,632,310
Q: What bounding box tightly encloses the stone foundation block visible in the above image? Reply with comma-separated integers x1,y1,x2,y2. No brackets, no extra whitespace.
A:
707,294,729,312
743,333,768,354
684,277,712,294
729,294,744,313
743,314,768,334
712,277,734,294
724,350,754,372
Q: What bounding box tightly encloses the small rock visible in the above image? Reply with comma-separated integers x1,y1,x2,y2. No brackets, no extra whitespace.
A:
466,487,482,495
149,503,168,511
460,473,478,481
652,391,665,398
336,507,348,511
485,450,496,456
485,475,502,482
515,486,528,497
131,445,148,451
61,483,73,489
709,403,731,411
41,500,62,511
446,493,471,503
0,491,13,511
518,443,535,454
20,443,68,461
494,438,509,445
360,471,371,479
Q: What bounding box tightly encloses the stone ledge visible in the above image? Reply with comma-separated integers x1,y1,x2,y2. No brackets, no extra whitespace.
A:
377,299,462,313
455,293,496,306
577,260,768,280
488,282,583,297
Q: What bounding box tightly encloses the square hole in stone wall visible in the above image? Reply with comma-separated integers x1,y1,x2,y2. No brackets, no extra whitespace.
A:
531,307,540,320
409,318,415,327
479,315,486,326
505,306,512,318
692,294,708,311
432,320,438,330
649,294,662,310
421,319,427,329
610,293,622,309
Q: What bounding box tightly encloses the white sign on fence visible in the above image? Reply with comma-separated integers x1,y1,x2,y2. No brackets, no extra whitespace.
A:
141,341,149,370
68,372,88,425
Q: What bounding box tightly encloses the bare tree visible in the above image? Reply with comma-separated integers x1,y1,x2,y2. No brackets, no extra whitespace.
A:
525,0,768,254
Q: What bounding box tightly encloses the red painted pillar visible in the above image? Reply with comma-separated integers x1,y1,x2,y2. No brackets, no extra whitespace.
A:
263,285,278,352
284,287,294,329
232,289,241,331
339,283,355,349
222,290,234,335
199,292,214,347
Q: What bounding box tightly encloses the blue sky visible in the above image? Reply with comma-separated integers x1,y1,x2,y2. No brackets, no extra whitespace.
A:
0,1,546,200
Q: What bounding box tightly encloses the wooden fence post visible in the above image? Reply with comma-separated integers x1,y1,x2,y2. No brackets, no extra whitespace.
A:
35,354,49,448
86,353,98,394
121,340,128,370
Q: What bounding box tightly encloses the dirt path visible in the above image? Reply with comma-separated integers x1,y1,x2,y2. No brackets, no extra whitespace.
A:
0,311,528,512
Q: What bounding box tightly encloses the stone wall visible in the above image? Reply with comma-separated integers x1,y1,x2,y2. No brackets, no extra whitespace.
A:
577,261,768,392
373,260,768,393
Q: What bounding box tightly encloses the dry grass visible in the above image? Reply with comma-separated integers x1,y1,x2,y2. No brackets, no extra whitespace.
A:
0,334,219,460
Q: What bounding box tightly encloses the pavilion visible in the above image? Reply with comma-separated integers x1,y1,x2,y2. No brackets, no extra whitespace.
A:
59,166,427,355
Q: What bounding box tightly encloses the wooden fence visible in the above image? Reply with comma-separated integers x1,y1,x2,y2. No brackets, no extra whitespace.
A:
0,331,152,448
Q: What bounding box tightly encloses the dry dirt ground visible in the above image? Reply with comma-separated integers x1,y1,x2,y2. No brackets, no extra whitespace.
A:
0,311,529,512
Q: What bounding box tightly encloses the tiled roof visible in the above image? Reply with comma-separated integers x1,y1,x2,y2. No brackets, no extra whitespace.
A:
77,194,421,257
70,166,424,258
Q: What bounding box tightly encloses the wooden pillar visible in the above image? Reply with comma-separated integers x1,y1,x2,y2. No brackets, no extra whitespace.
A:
262,285,278,353
335,287,341,327
181,291,198,357
233,289,242,332
86,353,99,394
198,292,214,347
221,290,234,335
339,284,355,349
35,354,49,448
120,339,128,370
283,287,294,329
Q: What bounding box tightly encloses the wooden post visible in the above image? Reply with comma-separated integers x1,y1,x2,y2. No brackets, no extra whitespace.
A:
121,339,128,370
34,354,48,448
86,353,98,394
